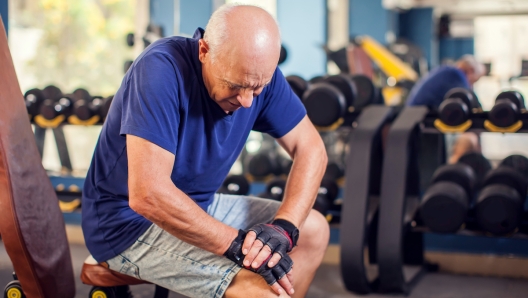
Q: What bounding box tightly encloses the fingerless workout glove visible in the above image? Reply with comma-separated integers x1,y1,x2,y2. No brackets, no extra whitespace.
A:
223,228,294,285
248,223,294,257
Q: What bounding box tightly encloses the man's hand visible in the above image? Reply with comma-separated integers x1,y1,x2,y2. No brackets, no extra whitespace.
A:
224,229,295,295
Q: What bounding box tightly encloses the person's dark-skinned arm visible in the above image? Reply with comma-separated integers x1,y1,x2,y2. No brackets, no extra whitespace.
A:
126,134,294,295
241,115,327,270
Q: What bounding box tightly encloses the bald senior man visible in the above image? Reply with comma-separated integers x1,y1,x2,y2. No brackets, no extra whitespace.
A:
82,4,329,298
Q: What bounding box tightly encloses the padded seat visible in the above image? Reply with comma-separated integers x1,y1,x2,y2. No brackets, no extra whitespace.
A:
81,255,149,287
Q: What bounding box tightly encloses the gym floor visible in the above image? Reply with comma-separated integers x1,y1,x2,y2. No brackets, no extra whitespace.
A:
2,241,528,297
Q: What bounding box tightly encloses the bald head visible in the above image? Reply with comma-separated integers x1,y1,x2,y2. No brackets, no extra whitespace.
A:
203,4,281,65
456,54,485,86
198,4,282,113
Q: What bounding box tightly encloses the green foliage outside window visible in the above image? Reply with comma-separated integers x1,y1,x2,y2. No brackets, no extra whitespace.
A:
10,0,135,96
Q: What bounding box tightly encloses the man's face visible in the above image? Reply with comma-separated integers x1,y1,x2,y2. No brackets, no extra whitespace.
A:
199,39,278,113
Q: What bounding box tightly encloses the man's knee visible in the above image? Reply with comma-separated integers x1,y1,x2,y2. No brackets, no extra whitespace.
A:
298,209,330,252
224,269,291,298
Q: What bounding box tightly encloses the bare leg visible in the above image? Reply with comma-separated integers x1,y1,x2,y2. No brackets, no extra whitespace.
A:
448,132,480,164
224,210,330,298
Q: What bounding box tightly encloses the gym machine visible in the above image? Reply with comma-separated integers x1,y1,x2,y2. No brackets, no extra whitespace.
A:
339,105,399,294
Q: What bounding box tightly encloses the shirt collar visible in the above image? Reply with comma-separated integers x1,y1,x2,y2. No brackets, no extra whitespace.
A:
193,27,205,39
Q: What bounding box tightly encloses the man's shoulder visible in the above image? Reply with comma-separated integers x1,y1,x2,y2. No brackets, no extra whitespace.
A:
138,36,196,62
431,65,464,78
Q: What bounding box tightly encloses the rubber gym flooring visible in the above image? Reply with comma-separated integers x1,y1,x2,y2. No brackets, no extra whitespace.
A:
1,241,528,298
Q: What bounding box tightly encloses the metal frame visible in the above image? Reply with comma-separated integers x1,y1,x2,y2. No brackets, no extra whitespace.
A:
340,105,398,294
376,106,431,294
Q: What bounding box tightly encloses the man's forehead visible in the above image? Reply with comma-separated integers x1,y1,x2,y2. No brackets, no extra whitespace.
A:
223,77,272,88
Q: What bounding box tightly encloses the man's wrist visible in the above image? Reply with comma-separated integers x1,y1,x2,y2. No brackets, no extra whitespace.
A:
223,229,246,265
272,218,299,247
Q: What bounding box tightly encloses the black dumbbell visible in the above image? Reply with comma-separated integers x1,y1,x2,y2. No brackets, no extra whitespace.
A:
100,95,114,120
245,134,287,180
303,74,357,129
420,163,477,233
501,154,528,179
350,74,381,108
488,91,525,128
286,75,308,100
309,76,326,84
313,178,339,218
324,161,344,182
39,86,74,120
278,44,288,65
24,88,45,119
42,85,63,101
71,88,104,121
458,152,492,189
246,150,292,180
475,159,528,236
259,178,287,201
124,60,134,74
217,175,250,196
438,87,481,127
126,33,135,47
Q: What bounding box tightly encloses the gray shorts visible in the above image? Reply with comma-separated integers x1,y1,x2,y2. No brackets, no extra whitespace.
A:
106,194,281,298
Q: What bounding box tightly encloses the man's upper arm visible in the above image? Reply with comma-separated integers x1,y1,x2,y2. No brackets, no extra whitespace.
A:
127,135,175,208
276,116,321,159
252,68,306,139
120,51,181,154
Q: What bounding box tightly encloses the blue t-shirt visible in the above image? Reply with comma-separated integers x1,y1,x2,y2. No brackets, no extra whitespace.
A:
406,65,469,109
82,28,306,262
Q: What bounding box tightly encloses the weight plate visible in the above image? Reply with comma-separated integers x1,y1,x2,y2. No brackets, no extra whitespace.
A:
324,74,357,109
496,91,525,110
420,181,469,233
458,152,492,188
488,99,520,127
500,154,528,179
351,75,375,109
438,98,470,126
476,184,523,236
286,75,308,100
303,83,346,128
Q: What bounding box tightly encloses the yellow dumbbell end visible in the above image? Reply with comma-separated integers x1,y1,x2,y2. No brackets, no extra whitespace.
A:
315,118,344,132
59,198,82,213
484,120,523,133
68,115,101,126
34,114,65,128
434,119,473,133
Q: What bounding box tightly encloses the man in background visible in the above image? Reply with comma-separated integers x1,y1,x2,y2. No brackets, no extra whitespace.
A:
407,55,486,163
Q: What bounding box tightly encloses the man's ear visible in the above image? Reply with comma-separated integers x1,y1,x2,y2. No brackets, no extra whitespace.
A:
198,39,209,63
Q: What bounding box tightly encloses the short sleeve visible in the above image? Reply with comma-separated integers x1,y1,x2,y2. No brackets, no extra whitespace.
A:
253,68,307,138
120,52,180,154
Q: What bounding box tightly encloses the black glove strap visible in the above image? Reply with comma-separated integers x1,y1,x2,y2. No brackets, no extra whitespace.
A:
272,219,299,247
223,229,247,266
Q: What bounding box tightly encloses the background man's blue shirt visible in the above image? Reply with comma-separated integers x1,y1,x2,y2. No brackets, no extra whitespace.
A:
406,65,470,109
82,29,306,262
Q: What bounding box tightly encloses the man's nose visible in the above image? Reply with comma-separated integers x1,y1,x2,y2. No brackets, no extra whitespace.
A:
237,89,254,108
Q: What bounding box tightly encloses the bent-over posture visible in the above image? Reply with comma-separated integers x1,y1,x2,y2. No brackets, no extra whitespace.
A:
82,4,329,298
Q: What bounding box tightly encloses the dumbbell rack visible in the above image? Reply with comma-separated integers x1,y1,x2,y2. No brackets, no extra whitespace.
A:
372,107,528,295
30,119,102,212
33,125,73,172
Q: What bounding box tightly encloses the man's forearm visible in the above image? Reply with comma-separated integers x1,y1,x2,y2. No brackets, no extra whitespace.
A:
130,181,237,256
275,145,327,228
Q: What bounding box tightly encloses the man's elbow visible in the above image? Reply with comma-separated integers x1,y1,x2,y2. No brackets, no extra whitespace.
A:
319,145,328,173
129,188,155,217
